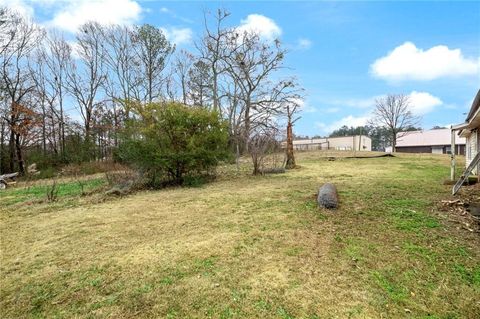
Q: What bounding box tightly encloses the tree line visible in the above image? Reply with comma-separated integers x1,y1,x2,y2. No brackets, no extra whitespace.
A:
0,8,302,176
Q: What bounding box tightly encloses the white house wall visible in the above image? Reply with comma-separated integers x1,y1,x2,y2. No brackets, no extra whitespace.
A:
466,129,478,174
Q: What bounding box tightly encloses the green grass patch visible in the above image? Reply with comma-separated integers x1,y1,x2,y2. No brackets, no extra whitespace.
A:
403,242,438,264
0,177,106,206
453,264,480,287
390,208,440,231
371,270,408,303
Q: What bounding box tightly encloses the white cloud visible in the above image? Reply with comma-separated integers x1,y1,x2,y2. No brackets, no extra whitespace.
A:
314,91,442,134
302,104,317,113
325,107,340,113
297,38,312,50
323,96,379,109
316,115,370,134
237,14,281,41
48,0,142,32
158,6,193,24
287,97,314,113
325,91,442,115
407,91,442,115
371,41,480,81
161,27,193,46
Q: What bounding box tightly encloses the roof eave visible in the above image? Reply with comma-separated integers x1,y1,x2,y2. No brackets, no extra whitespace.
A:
466,89,480,122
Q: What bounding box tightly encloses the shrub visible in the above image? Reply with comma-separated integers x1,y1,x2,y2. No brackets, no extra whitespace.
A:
61,161,126,176
118,102,230,187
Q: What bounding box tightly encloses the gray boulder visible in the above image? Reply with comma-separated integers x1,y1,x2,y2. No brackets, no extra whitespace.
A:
317,183,338,209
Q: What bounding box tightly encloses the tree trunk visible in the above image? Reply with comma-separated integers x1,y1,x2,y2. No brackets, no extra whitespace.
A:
236,141,240,172
285,119,296,169
0,120,4,173
59,92,66,161
8,130,15,173
15,133,25,175
244,97,251,152
41,103,46,156
181,75,187,105
252,154,260,175
392,131,396,152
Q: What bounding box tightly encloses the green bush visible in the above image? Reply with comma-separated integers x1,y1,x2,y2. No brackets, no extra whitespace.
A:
118,102,229,187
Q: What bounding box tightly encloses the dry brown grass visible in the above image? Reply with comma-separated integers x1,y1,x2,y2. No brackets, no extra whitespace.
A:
1,151,479,318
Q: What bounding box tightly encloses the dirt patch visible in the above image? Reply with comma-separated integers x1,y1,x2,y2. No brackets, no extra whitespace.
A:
438,184,480,233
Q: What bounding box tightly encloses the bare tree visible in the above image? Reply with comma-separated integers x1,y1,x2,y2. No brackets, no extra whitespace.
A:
0,105,6,172
0,9,43,174
368,94,420,152
43,32,71,158
101,24,138,145
101,24,137,117
173,49,194,104
223,80,244,168
65,22,106,148
29,33,71,159
223,32,286,149
29,52,51,156
198,9,231,113
248,125,279,175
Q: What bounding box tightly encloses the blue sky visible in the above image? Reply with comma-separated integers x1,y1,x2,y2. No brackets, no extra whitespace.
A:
4,0,480,137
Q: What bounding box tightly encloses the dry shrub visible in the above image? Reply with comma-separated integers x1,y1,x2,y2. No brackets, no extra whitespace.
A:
104,169,143,196
46,180,58,202
61,160,128,176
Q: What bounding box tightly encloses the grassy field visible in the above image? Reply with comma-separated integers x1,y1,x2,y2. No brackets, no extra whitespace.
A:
1,151,479,318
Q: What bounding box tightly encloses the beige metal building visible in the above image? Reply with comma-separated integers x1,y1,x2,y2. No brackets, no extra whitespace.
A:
395,129,466,155
286,135,372,151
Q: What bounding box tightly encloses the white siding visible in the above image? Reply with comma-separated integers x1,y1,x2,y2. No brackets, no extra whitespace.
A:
476,129,479,175
466,129,478,174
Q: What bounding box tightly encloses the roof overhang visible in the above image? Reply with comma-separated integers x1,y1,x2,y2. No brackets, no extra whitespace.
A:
451,99,480,137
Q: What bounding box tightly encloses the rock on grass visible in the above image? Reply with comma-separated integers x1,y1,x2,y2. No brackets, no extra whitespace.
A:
317,183,338,209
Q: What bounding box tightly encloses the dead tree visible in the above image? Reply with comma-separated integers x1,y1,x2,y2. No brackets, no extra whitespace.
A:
198,9,231,113
284,95,302,169
272,78,304,169
43,33,71,159
101,24,138,119
65,22,107,150
173,49,194,105
368,94,420,152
